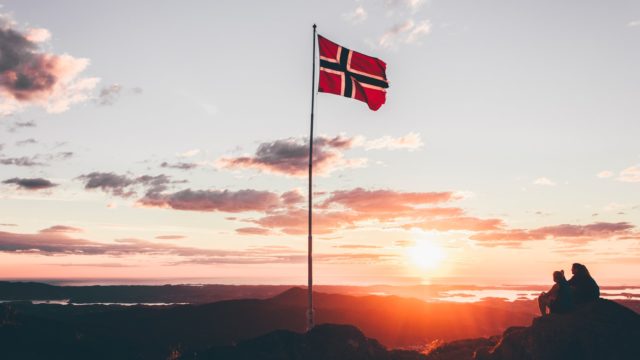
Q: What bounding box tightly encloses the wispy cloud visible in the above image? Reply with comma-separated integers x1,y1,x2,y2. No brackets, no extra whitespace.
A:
533,177,556,186
178,149,200,158
377,19,431,49
618,165,640,182
385,0,426,13
160,161,199,170
343,5,368,24
95,84,142,106
627,20,640,27
15,138,37,146
0,228,307,264
7,119,37,132
0,156,44,167
471,222,635,246
0,13,99,115
96,84,122,105
597,170,614,178
363,132,423,150
155,235,186,240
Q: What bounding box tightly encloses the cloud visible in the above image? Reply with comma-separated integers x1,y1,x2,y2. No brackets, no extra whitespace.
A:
218,133,422,177
160,161,199,170
405,20,431,44
9,119,36,131
217,135,365,177
235,227,273,235
77,172,175,198
96,84,122,105
597,170,614,178
377,19,431,49
618,165,640,182
363,132,423,150
533,177,556,186
404,217,504,232
15,138,36,146
320,187,458,212
24,28,51,43
0,229,311,264
343,5,368,24
0,150,72,167
470,222,635,246
138,188,282,213
2,177,57,190
154,235,185,240
178,149,200,158
0,156,44,166
385,0,425,12
0,13,99,114
95,84,141,106
333,244,382,249
39,225,82,233
281,189,305,205
249,187,498,235
78,172,137,197
628,20,640,27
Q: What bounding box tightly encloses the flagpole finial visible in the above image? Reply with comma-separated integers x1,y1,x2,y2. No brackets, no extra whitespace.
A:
313,23,316,29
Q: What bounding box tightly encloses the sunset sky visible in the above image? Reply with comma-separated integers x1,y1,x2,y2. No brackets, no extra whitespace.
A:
1,0,639,286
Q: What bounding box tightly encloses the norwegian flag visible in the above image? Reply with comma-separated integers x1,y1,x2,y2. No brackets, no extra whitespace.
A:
317,35,389,111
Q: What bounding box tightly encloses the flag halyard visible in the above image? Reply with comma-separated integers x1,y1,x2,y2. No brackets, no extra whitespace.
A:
317,35,389,111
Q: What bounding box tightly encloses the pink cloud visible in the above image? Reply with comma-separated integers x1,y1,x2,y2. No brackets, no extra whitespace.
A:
235,227,273,236
0,15,99,114
320,187,458,212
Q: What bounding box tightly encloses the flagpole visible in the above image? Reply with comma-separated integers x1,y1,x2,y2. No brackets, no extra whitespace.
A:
307,23,317,332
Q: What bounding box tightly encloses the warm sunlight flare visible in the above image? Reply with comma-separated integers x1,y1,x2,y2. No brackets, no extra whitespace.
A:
407,240,445,270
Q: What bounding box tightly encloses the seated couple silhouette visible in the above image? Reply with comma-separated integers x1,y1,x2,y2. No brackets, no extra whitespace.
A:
538,263,600,316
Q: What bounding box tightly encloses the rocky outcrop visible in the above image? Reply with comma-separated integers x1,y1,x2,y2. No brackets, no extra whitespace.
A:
474,299,640,360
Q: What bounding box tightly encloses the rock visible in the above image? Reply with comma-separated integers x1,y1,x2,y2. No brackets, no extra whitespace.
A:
474,299,640,360
190,324,427,360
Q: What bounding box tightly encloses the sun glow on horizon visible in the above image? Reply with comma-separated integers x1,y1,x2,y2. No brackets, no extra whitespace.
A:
407,240,446,271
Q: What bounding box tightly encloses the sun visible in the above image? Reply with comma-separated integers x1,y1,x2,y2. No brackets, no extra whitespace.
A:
407,240,445,270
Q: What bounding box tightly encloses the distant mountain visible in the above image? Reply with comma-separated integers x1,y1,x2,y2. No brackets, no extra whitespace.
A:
1,287,638,359
0,281,291,303
0,286,537,359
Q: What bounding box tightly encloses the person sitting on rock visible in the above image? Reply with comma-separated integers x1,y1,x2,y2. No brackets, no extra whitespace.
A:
538,270,574,315
568,263,600,305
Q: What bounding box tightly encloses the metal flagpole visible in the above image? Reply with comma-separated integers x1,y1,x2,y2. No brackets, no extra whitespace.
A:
307,23,317,332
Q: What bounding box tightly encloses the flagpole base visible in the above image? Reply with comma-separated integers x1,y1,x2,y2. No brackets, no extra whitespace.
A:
306,308,315,331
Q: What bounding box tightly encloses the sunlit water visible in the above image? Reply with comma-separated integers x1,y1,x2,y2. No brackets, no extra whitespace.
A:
435,288,640,302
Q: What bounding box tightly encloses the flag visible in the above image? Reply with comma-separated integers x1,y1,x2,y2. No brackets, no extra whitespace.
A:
317,35,389,111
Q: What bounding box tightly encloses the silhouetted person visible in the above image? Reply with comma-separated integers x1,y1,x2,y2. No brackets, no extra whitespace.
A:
538,270,573,315
568,262,600,305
